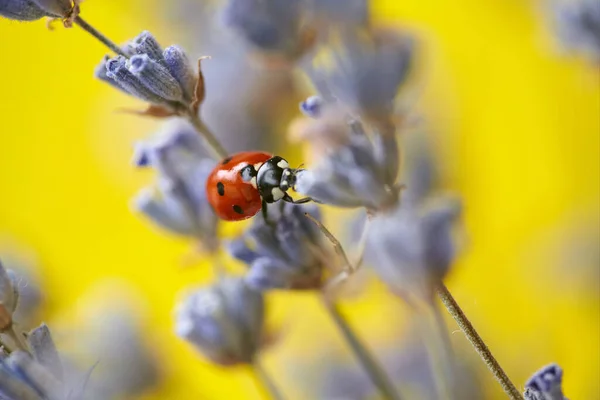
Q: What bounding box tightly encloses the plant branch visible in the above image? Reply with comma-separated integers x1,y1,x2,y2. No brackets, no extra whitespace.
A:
320,294,403,400
251,360,286,400
436,283,523,400
74,16,127,57
186,111,228,161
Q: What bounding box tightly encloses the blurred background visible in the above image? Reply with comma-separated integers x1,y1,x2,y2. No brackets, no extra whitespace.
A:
0,0,598,399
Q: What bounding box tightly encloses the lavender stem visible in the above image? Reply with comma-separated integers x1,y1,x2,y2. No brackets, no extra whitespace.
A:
436,283,523,400
186,111,228,161
74,16,127,57
251,360,286,400
320,294,403,400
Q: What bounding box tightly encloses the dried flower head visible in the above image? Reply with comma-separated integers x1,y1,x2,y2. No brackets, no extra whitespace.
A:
175,277,265,366
132,120,219,251
553,0,600,62
294,117,401,211
96,32,205,117
228,203,332,291
524,364,567,400
364,196,462,300
304,27,414,124
0,0,78,23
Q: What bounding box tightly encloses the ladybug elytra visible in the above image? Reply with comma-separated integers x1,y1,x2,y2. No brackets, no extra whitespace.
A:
206,151,310,221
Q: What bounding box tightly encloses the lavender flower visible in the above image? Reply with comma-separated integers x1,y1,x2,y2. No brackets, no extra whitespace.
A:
222,0,306,57
524,364,567,400
299,95,323,119
305,27,414,123
175,277,265,366
0,0,74,21
132,120,219,251
364,197,462,300
553,0,600,62
294,117,401,211
306,0,369,26
228,202,330,291
95,32,199,114
0,324,74,400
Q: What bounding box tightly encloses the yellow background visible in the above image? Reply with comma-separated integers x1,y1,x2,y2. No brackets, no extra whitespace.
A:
0,0,598,399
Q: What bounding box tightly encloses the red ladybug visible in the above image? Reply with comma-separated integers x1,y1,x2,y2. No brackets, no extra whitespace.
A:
206,151,310,221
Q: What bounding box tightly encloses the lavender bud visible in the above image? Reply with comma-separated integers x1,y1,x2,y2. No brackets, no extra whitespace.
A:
105,56,168,105
94,55,131,95
299,95,323,118
30,0,71,16
132,121,218,249
0,0,49,21
0,363,41,400
294,121,400,211
524,364,566,400
223,0,303,54
175,277,265,366
305,28,414,122
27,324,63,381
553,0,600,62
128,54,184,102
365,197,462,299
163,45,197,101
228,203,327,291
129,30,166,65
6,351,64,400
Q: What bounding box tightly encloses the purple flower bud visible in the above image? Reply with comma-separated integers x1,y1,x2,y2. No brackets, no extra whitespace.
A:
294,120,400,211
105,56,168,105
128,54,184,102
228,203,327,291
525,364,566,400
175,277,265,365
553,0,600,62
132,121,218,249
163,45,197,102
0,0,48,21
27,324,62,381
223,0,303,53
365,197,462,300
129,30,166,65
299,96,323,118
305,28,414,122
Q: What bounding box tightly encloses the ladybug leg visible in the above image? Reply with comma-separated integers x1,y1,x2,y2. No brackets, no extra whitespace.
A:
303,212,355,291
282,193,313,204
261,200,277,227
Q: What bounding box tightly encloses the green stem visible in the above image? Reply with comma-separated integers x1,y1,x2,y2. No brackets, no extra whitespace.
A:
436,284,523,400
251,360,286,400
320,294,403,400
187,111,229,160
74,16,127,57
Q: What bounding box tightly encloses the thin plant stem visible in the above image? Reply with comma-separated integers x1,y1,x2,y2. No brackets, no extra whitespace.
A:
251,360,286,400
436,283,524,400
420,303,456,400
74,16,127,57
187,111,228,160
5,326,28,353
320,294,403,400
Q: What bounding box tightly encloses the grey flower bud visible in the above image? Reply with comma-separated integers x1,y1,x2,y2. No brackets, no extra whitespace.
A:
128,54,184,103
129,30,166,65
163,45,197,101
0,0,48,21
175,277,265,365
105,56,167,105
28,324,63,381
524,364,567,400
228,203,328,291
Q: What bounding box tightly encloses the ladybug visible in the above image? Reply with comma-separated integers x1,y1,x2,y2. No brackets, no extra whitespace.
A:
206,151,310,221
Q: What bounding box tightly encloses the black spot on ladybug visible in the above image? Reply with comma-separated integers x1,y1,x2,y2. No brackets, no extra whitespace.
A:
216,182,225,196
233,205,244,215
221,156,233,165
